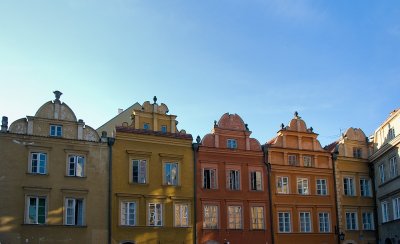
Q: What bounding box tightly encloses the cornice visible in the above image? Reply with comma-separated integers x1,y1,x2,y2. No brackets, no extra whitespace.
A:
369,135,400,162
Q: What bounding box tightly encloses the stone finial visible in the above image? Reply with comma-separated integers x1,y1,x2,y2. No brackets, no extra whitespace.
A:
309,127,313,132
196,135,201,143
294,111,299,118
214,120,218,127
281,123,285,129
245,123,249,131
175,120,179,125
54,90,62,102
153,96,157,104
1,116,8,132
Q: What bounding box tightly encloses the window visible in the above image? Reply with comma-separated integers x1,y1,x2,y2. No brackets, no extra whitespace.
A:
382,202,389,223
68,155,85,177
388,126,396,140
278,212,291,232
251,206,264,229
30,152,47,174
343,177,354,196
26,196,46,224
393,197,400,220
353,147,362,158
121,201,136,226
389,156,398,178
288,154,297,166
345,212,357,230
360,178,371,197
174,203,189,227
50,124,62,137
277,176,289,194
65,198,84,226
143,123,150,130
203,205,218,229
316,179,327,195
250,171,262,191
379,164,385,184
132,159,147,184
228,170,240,190
227,139,237,149
318,212,330,232
297,178,309,195
303,156,312,167
228,206,242,229
203,168,217,189
299,212,311,232
164,162,178,186
362,212,374,230
161,125,167,133
148,203,162,226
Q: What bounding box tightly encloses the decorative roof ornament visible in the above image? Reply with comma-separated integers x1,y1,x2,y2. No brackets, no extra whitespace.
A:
54,90,62,103
153,96,157,104
309,127,313,132
214,120,218,127
294,111,300,119
245,123,249,131
196,135,201,143
281,123,285,130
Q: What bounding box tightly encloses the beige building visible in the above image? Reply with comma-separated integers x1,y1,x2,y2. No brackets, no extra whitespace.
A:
326,128,377,244
0,91,109,244
369,109,400,244
98,97,194,244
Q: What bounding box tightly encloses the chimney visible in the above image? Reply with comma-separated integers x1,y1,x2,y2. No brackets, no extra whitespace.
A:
1,116,8,132
118,108,123,114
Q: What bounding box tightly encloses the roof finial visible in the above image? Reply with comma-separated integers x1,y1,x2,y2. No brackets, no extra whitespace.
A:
153,96,157,104
281,123,285,129
196,135,201,143
54,90,62,103
294,111,299,118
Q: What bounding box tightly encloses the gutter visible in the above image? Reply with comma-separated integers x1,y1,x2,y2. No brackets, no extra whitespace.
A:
369,161,379,243
331,148,341,244
262,145,274,244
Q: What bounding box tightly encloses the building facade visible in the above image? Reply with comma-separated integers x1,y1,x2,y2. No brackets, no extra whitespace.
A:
265,112,337,244
370,109,400,244
99,97,194,244
327,128,377,244
195,113,271,244
0,91,109,244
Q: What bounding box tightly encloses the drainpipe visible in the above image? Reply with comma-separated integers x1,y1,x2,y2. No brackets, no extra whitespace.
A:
262,145,274,244
331,147,341,244
193,136,201,244
107,136,115,244
368,161,379,243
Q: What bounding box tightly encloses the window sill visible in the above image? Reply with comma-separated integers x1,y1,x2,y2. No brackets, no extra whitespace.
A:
26,173,49,176
162,184,181,188
22,224,87,228
65,175,87,179
130,182,149,186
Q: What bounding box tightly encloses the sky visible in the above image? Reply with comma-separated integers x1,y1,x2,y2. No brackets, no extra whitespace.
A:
1,0,399,146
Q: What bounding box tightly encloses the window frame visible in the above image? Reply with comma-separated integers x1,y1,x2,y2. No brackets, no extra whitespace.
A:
318,212,330,233
227,205,243,229
288,154,297,166
379,164,385,184
227,139,238,149
299,212,312,233
250,170,262,191
382,201,389,223
362,212,374,230
250,206,265,230
143,123,150,130
360,178,371,197
277,176,289,194
65,197,85,226
303,155,313,167
174,202,190,227
278,211,291,233
343,177,355,196
227,169,241,190
29,152,48,175
393,197,400,220
148,202,163,226
25,195,47,224
161,125,167,133
389,156,398,178
297,177,309,195
163,162,179,186
316,179,327,195
120,201,137,226
203,204,219,229
50,124,62,137
67,154,85,177
202,168,217,189
345,211,358,230
130,159,148,184
353,147,362,158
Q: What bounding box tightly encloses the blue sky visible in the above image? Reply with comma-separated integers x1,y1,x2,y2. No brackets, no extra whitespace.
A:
1,0,399,146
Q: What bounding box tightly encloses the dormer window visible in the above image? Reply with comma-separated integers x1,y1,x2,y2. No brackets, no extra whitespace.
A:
50,125,62,137
227,139,237,149
161,125,167,133
143,123,150,130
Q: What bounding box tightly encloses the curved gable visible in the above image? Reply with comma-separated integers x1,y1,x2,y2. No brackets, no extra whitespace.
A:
35,101,77,122
344,127,367,142
217,113,246,130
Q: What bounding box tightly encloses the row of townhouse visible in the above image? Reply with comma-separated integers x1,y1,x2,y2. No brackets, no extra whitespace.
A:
0,91,398,244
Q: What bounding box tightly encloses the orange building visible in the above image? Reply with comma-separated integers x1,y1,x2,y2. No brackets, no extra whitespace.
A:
265,112,337,244
195,113,272,244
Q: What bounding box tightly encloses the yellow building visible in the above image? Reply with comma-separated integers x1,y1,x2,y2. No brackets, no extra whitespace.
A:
326,128,377,244
0,91,109,244
99,97,194,244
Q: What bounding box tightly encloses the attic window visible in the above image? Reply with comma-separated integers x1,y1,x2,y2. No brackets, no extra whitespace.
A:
50,125,62,137
227,139,237,149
